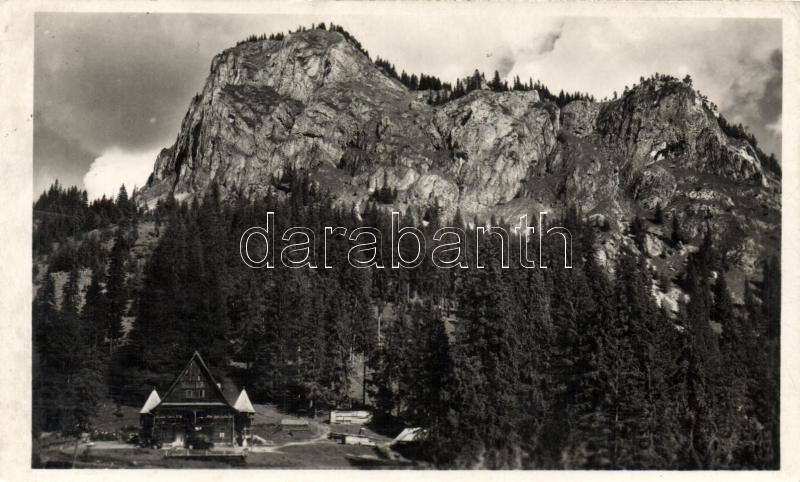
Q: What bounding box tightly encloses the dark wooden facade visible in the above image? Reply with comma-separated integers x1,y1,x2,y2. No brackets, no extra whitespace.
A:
140,352,251,448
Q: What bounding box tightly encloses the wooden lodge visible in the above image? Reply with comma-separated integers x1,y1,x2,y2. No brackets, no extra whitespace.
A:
139,351,256,448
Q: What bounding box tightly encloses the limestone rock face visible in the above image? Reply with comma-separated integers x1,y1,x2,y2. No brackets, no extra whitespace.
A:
560,100,599,137
595,79,768,186
147,30,413,202
143,30,560,219
429,90,558,213
138,29,780,277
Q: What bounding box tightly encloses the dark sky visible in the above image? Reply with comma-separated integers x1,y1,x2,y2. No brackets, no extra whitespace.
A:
34,12,782,199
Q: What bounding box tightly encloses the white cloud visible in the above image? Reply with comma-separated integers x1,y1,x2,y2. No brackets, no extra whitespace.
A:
766,115,782,136
506,18,777,101
83,147,159,200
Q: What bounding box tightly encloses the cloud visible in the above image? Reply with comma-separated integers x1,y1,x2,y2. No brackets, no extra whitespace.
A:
766,114,782,136
538,29,562,55
760,50,782,124
484,20,565,79
33,116,98,195
83,147,159,200
516,23,564,58
495,54,517,78
35,12,339,192
717,46,782,156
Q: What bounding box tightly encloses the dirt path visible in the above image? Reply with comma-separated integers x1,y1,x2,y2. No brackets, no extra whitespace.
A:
253,423,331,453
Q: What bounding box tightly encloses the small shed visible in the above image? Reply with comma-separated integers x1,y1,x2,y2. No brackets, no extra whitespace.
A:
330,409,372,425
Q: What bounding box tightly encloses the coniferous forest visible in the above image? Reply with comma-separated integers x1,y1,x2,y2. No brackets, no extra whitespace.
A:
32,171,780,469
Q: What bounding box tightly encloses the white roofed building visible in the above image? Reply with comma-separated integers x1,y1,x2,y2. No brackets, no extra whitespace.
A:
139,389,161,414
138,351,257,448
233,388,256,414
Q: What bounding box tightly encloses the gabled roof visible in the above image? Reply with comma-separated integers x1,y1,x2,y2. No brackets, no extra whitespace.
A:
153,351,235,411
393,427,425,443
139,389,161,414
233,388,256,413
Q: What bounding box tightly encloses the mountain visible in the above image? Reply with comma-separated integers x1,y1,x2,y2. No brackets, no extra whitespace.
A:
138,27,780,281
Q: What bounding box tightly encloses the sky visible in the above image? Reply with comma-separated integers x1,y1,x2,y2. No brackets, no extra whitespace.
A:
34,12,782,200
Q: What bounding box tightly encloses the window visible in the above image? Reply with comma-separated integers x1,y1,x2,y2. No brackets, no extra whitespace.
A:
184,389,206,399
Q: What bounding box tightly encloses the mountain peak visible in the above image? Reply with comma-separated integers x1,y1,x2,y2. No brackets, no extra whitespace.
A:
204,27,402,106
593,73,770,189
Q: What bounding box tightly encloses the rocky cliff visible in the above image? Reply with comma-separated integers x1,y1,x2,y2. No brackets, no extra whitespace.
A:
141,29,563,215
139,28,780,288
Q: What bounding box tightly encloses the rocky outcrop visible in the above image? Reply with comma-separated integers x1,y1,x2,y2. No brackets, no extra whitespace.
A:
147,30,415,201
560,100,598,137
142,30,560,218
138,28,780,276
595,79,768,186
428,90,558,212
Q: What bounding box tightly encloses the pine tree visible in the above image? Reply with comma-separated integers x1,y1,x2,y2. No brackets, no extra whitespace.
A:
116,184,132,220
631,216,647,251
321,285,354,406
654,202,664,224
82,268,109,350
33,273,58,434
195,187,231,368
491,70,502,91
711,273,735,340
469,69,483,92
756,257,780,467
671,215,684,246
105,227,128,348
678,238,723,468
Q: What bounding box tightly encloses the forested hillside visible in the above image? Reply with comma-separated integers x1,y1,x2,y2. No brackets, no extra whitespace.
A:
32,173,779,468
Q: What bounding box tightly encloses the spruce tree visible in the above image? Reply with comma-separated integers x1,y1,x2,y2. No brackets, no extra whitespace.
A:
671,215,684,246
105,227,128,348
654,202,664,224
32,273,58,433
82,268,109,351
678,238,723,468
491,70,502,91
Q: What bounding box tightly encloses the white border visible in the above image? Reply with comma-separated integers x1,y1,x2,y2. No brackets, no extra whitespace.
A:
0,1,797,481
